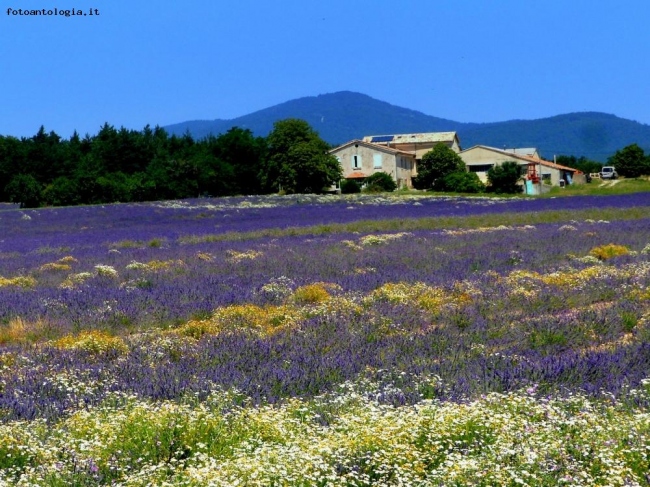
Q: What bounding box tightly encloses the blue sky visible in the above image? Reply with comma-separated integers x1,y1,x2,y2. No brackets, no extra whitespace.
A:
2,0,649,139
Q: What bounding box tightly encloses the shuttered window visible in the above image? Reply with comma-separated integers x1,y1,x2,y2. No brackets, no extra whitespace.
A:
373,154,382,169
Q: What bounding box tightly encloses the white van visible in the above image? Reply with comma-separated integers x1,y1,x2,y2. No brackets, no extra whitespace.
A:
600,167,618,179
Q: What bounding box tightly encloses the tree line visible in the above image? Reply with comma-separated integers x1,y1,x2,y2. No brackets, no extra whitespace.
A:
0,119,342,208
3,118,650,208
557,144,650,178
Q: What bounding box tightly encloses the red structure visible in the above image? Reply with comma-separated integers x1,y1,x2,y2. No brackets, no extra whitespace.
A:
526,162,540,184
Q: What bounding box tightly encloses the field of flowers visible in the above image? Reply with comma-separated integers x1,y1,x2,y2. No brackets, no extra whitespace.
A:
1,192,650,486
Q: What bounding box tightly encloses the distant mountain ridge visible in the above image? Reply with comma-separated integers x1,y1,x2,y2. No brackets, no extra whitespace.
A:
164,91,650,162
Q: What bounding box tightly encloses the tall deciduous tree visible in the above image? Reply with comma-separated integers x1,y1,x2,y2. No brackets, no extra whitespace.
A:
262,119,341,194
608,143,650,178
412,143,465,190
42,177,80,206
5,174,43,208
206,127,266,195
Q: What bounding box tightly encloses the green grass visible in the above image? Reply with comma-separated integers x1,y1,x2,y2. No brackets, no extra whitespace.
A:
543,177,650,197
176,206,650,245
393,177,650,198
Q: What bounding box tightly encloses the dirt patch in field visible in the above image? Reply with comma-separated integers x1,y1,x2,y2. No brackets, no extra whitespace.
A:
599,179,622,187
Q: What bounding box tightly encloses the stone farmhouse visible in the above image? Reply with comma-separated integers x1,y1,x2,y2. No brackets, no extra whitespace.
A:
330,131,581,190
329,139,417,189
329,132,460,189
459,145,583,188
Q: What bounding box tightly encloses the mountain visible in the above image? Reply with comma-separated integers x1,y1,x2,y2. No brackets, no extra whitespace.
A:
164,91,462,143
163,91,650,162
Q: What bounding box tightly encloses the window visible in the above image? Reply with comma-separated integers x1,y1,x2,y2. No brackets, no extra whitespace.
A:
468,164,494,173
351,154,361,169
373,154,382,169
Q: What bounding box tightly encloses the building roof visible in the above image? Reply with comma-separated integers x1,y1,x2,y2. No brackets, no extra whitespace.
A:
502,148,538,157
460,145,581,173
361,131,459,145
329,139,416,157
346,171,367,179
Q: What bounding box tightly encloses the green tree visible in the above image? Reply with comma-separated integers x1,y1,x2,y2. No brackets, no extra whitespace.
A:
262,119,341,194
91,123,120,173
145,155,199,200
5,174,43,208
95,172,133,203
142,132,201,200
363,172,397,192
486,161,523,194
206,127,266,195
0,135,26,200
42,177,80,206
73,153,103,204
20,126,64,185
193,152,236,197
555,155,602,176
412,143,465,190
608,143,650,178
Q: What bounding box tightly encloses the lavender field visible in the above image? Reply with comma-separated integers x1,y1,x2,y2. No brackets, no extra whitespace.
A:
1,193,650,486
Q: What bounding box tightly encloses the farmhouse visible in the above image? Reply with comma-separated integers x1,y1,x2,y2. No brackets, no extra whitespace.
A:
329,139,417,189
331,131,460,189
331,133,580,191
459,145,582,187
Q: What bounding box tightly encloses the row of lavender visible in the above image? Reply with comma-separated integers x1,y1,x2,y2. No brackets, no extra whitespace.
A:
1,192,649,253
2,212,649,329
1,192,649,420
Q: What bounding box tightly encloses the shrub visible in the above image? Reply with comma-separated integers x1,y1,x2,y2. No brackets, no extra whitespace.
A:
340,179,361,194
589,244,630,260
291,283,332,304
53,330,129,355
176,304,301,339
94,265,119,278
0,275,37,288
438,171,485,193
363,172,397,192
487,161,523,194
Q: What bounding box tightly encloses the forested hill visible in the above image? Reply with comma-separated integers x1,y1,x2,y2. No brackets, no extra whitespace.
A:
164,91,650,162
164,91,463,145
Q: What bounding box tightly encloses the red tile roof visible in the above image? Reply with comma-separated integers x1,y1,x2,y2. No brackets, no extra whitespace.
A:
329,139,416,157
461,146,583,173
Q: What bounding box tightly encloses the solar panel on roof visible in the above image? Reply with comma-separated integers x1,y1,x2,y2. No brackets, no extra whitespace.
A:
371,135,394,143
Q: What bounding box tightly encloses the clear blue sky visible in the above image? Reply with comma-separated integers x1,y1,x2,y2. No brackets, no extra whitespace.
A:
2,0,649,139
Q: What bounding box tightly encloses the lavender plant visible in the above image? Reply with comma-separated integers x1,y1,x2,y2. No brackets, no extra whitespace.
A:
1,194,649,485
